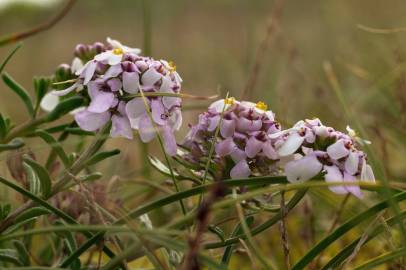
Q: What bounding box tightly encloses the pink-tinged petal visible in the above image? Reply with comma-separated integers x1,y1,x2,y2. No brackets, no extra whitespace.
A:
141,68,162,86
262,140,278,160
51,82,79,96
277,133,305,157
215,137,235,157
169,109,182,130
230,160,251,179
324,165,348,195
151,99,167,125
107,78,122,92
230,147,247,163
220,118,236,138
117,101,127,116
305,130,316,143
160,77,173,92
343,172,363,198
111,115,133,139
138,113,156,142
74,110,110,131
327,139,350,160
103,64,122,79
285,155,322,182
122,72,140,93
345,151,359,175
83,60,97,85
87,80,102,99
245,136,263,158
40,92,59,111
208,115,220,132
88,92,115,113
161,125,177,156
236,118,262,132
162,96,181,110
126,98,147,128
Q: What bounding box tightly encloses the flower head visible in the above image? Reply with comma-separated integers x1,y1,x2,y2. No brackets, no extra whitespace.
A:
49,38,183,155
184,98,281,179
276,118,375,198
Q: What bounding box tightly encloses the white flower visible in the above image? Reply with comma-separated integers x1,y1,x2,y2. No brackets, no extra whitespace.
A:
94,37,141,66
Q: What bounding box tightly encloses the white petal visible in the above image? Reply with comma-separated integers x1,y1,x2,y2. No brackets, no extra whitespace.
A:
277,133,305,157
141,68,162,86
126,98,147,128
71,57,84,74
327,139,350,160
51,82,79,96
40,92,59,112
324,165,348,194
345,151,359,175
285,155,322,182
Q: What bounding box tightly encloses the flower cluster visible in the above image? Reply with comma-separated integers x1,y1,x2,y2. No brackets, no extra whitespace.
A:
275,118,375,198
184,98,281,179
44,38,183,155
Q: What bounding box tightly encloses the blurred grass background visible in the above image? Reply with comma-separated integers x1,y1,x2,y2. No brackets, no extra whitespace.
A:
1,0,406,268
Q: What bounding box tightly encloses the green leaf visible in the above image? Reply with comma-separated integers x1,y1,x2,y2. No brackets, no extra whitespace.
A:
148,155,180,177
13,240,30,266
33,77,50,114
0,137,25,152
0,43,22,74
23,156,52,198
292,191,406,270
64,127,94,136
0,176,118,262
84,149,120,167
0,203,11,220
221,216,255,265
44,96,84,122
2,72,34,117
35,130,70,167
353,248,406,270
0,248,22,265
53,221,81,270
15,207,51,224
0,113,7,139
322,210,406,269
23,163,41,196
208,225,225,243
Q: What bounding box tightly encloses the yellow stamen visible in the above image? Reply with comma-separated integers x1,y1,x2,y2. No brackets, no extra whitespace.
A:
168,61,177,73
113,48,123,55
224,97,236,105
255,101,268,111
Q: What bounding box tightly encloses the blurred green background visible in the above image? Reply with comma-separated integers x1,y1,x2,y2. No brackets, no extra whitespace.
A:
1,0,406,268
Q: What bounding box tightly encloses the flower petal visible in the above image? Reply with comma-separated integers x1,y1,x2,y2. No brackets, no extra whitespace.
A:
324,165,348,194
141,68,162,86
343,172,363,198
230,147,247,163
87,92,115,113
277,133,305,157
169,108,182,130
103,64,122,79
162,96,181,110
83,60,97,85
208,115,220,132
74,110,110,131
40,92,59,112
51,82,79,96
151,99,167,125
262,140,278,160
215,137,235,157
122,72,140,93
344,151,359,175
126,98,147,128
230,160,251,179
111,115,133,139
220,118,236,138
327,139,350,160
161,125,177,156
138,113,156,142
236,117,262,132
245,136,263,158
285,155,322,182
107,78,122,92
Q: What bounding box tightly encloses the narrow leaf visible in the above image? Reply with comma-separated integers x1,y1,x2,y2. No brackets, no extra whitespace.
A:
0,43,22,74
0,248,22,265
0,113,7,139
23,156,52,198
354,248,406,270
15,207,51,224
35,130,70,167
0,137,25,152
84,149,121,167
44,96,84,122
2,72,34,117
13,240,30,266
